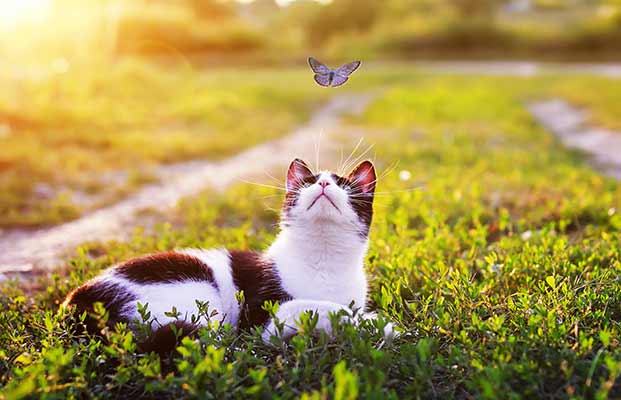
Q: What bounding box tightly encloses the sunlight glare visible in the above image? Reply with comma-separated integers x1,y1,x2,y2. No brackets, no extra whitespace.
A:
0,0,52,31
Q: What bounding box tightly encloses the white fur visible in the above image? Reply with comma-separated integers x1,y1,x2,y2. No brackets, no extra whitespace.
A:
267,229,368,308
262,300,398,342
120,278,222,328
262,299,353,341
178,248,239,326
93,248,236,330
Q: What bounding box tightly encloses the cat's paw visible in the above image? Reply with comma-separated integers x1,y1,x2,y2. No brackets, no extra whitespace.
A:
381,321,400,343
261,319,298,343
261,299,352,343
356,312,400,343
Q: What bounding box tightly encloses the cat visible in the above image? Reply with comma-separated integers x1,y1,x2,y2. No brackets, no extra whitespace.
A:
62,158,392,353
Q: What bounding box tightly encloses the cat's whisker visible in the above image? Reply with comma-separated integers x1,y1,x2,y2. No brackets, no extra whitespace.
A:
261,194,287,201
346,195,388,204
374,185,426,194
339,137,364,175
348,162,400,189
349,187,425,197
238,178,288,192
377,160,400,181
346,143,376,176
343,143,375,176
314,130,323,172
263,170,286,186
346,196,373,202
263,206,281,215
348,201,388,209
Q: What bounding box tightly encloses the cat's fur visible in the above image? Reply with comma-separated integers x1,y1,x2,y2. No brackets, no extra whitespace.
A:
62,159,388,352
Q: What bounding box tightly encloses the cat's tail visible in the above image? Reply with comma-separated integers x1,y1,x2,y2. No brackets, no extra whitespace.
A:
61,290,199,356
60,284,116,337
138,321,199,356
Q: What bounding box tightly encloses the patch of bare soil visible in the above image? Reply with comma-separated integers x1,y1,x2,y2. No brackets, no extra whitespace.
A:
529,99,621,179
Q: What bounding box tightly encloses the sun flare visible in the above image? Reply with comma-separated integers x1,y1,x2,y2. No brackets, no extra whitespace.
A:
0,0,52,30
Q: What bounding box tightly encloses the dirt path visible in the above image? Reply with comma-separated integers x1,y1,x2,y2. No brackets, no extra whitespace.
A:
529,100,621,178
413,61,621,77
7,62,621,81
0,94,373,277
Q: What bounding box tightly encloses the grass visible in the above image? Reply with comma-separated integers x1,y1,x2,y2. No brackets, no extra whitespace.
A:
2,70,621,398
0,59,330,228
2,58,620,229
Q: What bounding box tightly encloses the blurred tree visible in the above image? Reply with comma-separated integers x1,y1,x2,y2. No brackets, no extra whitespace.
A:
382,0,437,15
184,0,235,19
280,0,322,23
306,0,382,46
449,0,502,18
606,0,621,27
270,0,321,52
248,0,279,15
239,0,280,25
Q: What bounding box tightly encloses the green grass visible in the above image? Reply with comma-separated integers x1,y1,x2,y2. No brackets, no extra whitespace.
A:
3,59,620,229
360,64,621,129
0,59,330,228
2,71,621,398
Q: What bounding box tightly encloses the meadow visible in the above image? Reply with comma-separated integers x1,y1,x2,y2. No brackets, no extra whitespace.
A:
1,67,621,398
0,61,330,227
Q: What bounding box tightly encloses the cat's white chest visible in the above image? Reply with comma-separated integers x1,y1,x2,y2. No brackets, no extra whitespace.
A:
267,225,370,311
276,260,368,310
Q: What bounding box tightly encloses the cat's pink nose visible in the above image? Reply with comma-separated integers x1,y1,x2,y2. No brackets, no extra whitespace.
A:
318,181,330,188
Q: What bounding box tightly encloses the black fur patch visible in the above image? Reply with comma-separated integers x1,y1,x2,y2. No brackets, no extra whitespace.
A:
229,250,291,330
346,190,374,237
64,280,137,333
115,252,216,286
139,321,199,356
283,174,318,217
333,174,374,237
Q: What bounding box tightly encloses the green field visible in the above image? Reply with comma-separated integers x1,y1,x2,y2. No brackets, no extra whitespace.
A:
3,62,620,229
0,61,330,227
2,69,621,398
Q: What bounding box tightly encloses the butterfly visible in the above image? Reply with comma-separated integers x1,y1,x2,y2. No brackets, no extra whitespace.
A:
308,57,361,87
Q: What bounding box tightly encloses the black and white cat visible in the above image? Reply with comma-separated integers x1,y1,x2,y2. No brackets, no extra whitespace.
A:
63,158,391,352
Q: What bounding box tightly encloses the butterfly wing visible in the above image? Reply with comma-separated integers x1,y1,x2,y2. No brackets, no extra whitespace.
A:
336,61,361,77
308,57,330,74
330,74,349,87
314,73,331,87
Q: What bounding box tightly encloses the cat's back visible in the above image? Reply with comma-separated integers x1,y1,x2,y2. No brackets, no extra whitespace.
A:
62,248,291,332
63,250,234,330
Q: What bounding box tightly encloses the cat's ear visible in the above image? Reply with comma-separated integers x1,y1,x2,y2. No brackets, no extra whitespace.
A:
286,159,314,192
347,161,376,194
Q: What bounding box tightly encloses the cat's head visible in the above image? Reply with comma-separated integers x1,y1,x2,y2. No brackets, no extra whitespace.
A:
282,159,376,238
